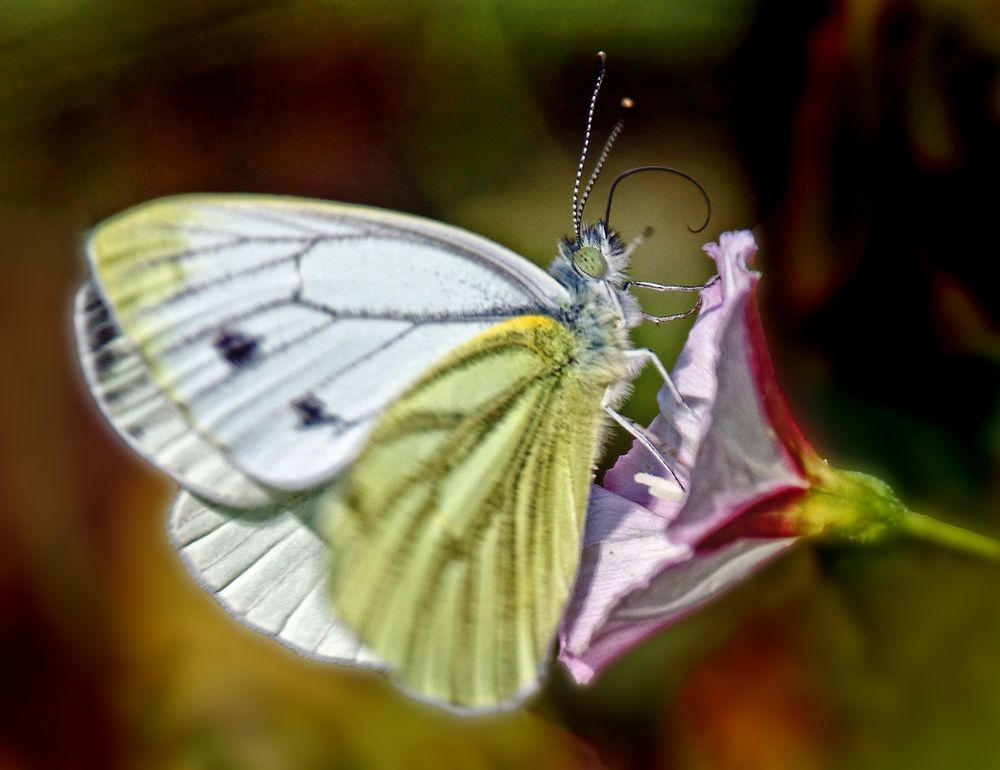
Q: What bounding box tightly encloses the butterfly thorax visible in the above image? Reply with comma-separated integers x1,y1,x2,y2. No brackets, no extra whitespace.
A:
548,221,637,395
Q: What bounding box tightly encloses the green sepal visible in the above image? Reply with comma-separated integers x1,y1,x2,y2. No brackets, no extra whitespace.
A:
795,464,1000,560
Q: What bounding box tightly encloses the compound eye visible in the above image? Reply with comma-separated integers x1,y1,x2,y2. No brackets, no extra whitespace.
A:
573,245,608,279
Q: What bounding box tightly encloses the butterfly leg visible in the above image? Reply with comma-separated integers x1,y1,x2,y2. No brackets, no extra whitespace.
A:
642,297,703,326
623,348,698,420
625,274,720,293
601,387,685,491
627,274,718,325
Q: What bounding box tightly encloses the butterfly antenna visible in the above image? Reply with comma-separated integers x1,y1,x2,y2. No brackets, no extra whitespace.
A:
577,97,633,226
604,165,712,234
572,51,607,240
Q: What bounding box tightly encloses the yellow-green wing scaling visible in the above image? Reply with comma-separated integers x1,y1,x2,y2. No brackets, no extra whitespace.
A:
321,314,615,711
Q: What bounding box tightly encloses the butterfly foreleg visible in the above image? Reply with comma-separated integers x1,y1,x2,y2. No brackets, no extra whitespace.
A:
640,297,703,326
624,274,719,293
601,401,685,491
601,362,686,492
625,274,718,326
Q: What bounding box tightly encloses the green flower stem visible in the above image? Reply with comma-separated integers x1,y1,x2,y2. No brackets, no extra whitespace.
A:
898,510,1000,561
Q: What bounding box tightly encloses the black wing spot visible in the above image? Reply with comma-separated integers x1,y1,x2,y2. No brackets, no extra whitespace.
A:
292,394,336,428
214,329,261,367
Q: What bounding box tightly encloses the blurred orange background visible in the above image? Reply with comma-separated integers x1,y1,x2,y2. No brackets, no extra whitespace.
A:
2,1,999,768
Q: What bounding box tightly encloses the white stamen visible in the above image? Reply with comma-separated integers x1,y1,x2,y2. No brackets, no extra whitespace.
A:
635,472,685,502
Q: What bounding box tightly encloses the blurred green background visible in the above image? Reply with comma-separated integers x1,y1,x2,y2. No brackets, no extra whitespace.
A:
2,1,999,768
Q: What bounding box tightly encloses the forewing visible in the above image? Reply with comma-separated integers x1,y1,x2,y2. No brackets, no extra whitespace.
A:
169,490,384,667
77,194,568,501
321,315,607,711
76,283,274,507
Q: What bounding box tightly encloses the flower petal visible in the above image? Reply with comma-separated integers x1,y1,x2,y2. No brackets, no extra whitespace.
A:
561,231,811,682
667,232,813,544
558,487,690,684
560,537,796,684
601,230,794,531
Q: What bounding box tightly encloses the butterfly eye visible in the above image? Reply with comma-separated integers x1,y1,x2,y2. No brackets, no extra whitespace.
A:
573,245,609,279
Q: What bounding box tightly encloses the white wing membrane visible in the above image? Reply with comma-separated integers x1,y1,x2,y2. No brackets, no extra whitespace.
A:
78,194,568,500
75,283,276,507
169,491,384,668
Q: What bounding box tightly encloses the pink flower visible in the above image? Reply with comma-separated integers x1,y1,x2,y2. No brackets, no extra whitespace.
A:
559,230,998,685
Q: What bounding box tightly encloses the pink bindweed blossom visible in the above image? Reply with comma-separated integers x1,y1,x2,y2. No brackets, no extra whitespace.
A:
559,230,999,686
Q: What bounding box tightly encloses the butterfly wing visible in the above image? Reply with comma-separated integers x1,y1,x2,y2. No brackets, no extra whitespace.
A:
321,315,612,711
168,490,384,667
76,194,568,506
76,283,276,507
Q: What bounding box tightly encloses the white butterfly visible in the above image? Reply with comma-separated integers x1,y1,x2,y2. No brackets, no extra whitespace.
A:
74,53,713,711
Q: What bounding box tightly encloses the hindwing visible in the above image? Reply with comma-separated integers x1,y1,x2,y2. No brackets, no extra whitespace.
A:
322,315,612,710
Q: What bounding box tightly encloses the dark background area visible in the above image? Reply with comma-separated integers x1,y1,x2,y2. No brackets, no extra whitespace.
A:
1,1,998,768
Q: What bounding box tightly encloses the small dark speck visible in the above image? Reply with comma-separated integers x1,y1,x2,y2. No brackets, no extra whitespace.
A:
214,329,261,367
126,424,145,440
292,394,334,427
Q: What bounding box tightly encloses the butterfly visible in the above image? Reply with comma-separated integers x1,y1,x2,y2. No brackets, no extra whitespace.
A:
74,53,713,712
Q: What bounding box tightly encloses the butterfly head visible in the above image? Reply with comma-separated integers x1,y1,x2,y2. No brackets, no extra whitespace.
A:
553,53,711,332
559,221,629,286
563,54,709,293
550,221,644,333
